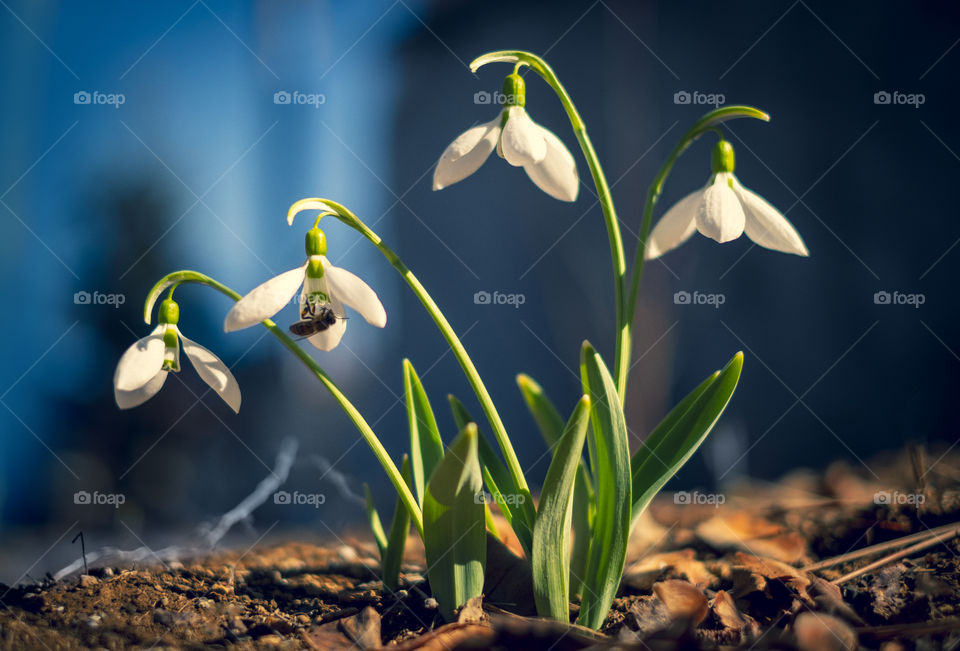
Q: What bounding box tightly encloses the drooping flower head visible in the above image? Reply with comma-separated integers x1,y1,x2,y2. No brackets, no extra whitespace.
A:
646,139,808,259
114,297,241,412
433,72,579,202
224,219,386,351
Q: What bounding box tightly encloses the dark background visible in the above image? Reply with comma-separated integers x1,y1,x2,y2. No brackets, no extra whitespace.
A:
0,0,957,581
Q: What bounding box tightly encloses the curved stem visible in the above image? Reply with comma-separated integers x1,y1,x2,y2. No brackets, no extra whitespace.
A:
144,271,425,537
473,51,629,401
288,199,537,530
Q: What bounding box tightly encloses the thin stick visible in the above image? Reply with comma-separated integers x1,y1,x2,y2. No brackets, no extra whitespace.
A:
803,521,960,571
832,527,960,585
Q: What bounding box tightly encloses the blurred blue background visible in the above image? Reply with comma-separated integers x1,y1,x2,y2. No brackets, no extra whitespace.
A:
0,0,957,580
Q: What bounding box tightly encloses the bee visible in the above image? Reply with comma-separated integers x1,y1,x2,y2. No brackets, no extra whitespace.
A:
289,302,344,338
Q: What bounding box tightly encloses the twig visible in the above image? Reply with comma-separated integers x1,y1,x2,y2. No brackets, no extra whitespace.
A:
71,531,87,576
803,521,960,571
54,438,298,580
832,527,960,585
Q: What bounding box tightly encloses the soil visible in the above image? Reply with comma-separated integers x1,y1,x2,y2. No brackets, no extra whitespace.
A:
2,448,960,650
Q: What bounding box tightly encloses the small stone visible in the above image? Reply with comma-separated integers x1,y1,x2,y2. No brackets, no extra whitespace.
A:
337,545,359,562
84,614,102,628
258,635,284,646
424,597,438,610
196,598,215,610
78,574,99,589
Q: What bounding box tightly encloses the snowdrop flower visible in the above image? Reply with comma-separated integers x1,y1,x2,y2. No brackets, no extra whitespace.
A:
224,226,386,351
433,73,579,202
114,298,241,412
647,140,808,259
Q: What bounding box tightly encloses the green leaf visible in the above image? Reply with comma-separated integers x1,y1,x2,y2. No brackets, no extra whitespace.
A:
449,394,533,555
382,455,413,591
576,342,632,630
423,424,486,621
532,395,592,621
516,374,594,588
517,374,566,449
569,469,592,599
364,483,388,556
631,352,743,522
404,359,445,507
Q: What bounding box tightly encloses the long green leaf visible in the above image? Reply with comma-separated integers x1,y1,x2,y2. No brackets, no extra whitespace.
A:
449,394,533,554
404,359,445,507
382,455,413,591
516,374,594,592
423,423,486,621
363,483,388,556
631,352,743,521
576,342,631,630
517,374,566,449
533,395,592,621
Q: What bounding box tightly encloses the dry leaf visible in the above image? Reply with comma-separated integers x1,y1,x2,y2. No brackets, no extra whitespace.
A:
794,612,857,651
652,580,708,626
697,512,808,563
711,590,746,630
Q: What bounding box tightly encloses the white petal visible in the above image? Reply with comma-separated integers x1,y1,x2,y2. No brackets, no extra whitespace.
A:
523,126,579,201
224,264,306,332
499,106,547,167
433,115,502,190
696,173,745,243
179,330,241,413
321,257,387,327
115,370,167,409
733,181,809,256
646,189,702,259
114,326,166,392
307,296,347,351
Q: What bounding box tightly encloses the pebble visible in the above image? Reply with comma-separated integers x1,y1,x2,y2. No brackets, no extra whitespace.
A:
336,545,359,562
84,614,102,628
78,575,99,589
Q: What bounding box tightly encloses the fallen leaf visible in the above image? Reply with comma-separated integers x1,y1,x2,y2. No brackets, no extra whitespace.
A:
711,589,745,630
794,612,857,651
652,580,708,626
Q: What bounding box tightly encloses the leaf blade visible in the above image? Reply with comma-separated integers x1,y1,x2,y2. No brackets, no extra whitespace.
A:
576,343,632,630
405,359,445,507
532,395,592,621
631,352,743,521
423,424,486,621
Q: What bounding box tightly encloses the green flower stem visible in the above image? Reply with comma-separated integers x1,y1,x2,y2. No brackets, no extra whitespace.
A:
295,200,537,530
625,106,771,338
471,50,629,401
142,270,425,538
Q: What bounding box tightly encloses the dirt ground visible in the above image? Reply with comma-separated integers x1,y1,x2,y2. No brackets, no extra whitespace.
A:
2,447,959,650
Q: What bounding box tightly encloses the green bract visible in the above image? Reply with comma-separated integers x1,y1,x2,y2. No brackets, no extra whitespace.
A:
116,47,810,629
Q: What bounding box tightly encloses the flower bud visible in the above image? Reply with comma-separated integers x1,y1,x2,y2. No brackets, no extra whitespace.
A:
711,140,736,174
501,73,525,107
159,298,180,325
305,227,328,257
